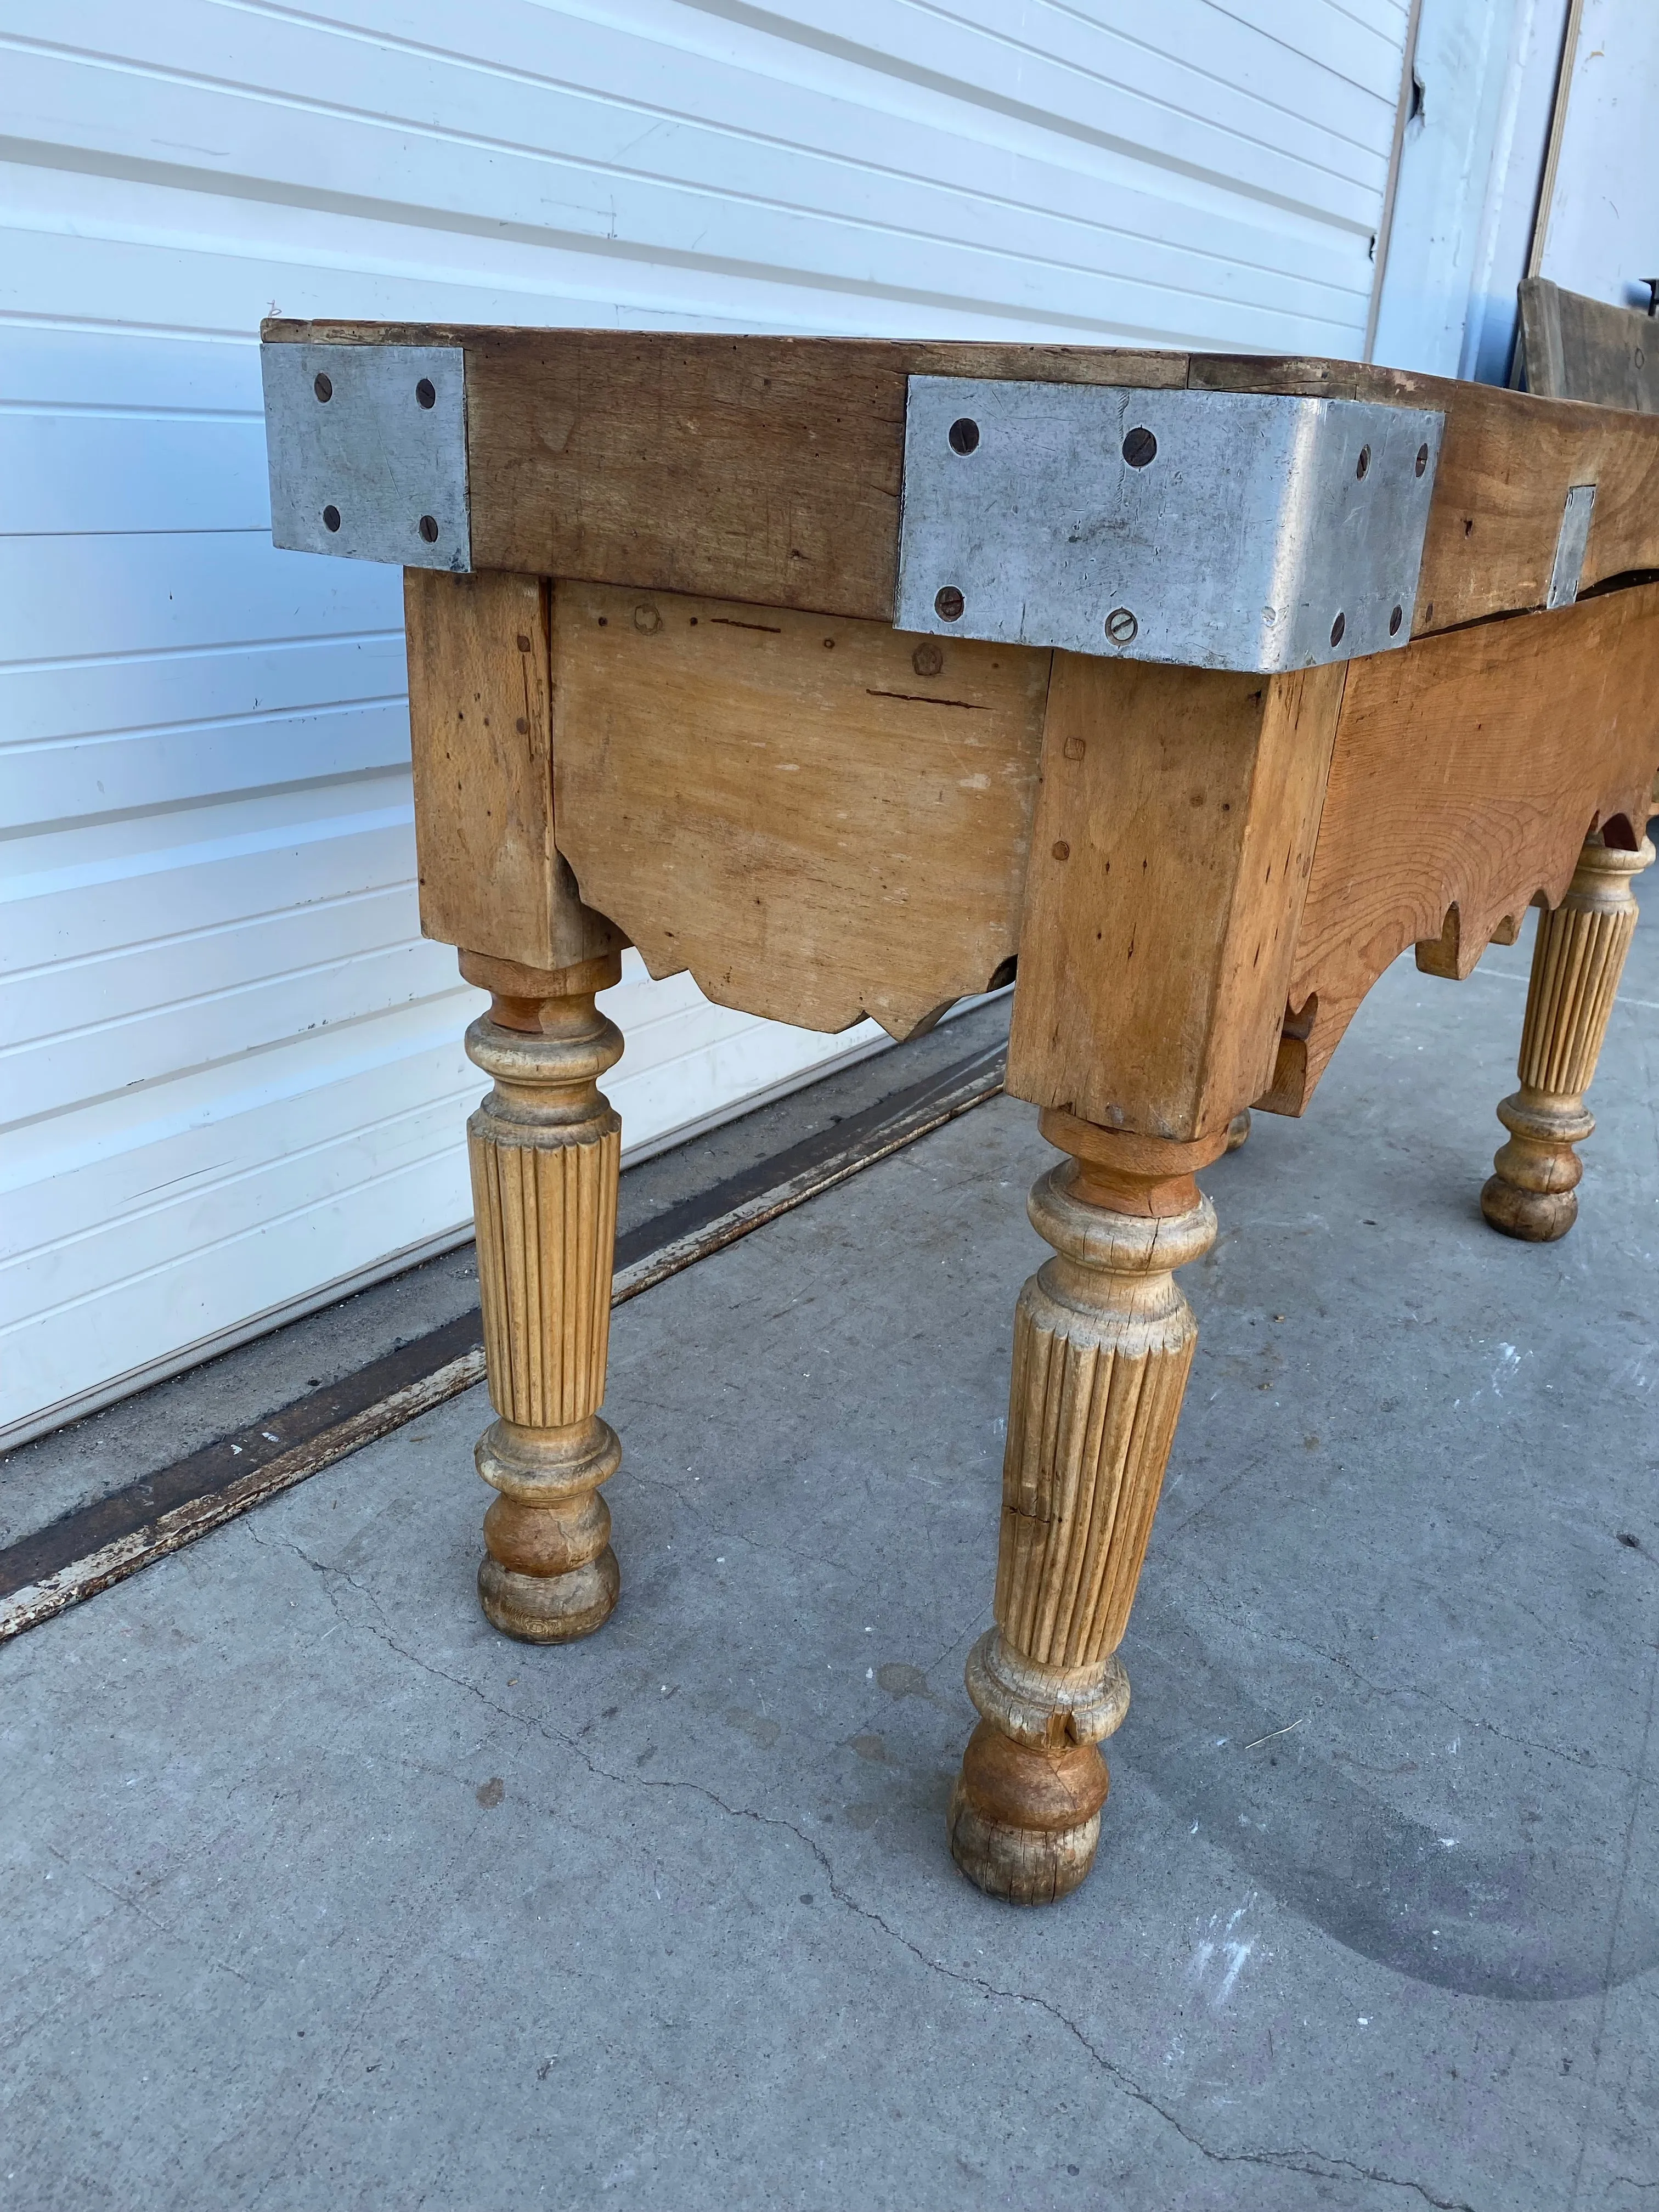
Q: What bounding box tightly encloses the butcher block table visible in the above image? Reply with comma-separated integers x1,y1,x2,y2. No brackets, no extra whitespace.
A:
261,323,1659,1906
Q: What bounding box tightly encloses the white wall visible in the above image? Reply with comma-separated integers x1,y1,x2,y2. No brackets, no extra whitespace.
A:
1534,0,1659,309
0,1,1415,1449
1369,0,1570,380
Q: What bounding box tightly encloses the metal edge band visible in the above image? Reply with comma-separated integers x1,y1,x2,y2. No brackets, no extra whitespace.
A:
895,379,1446,674
261,340,473,572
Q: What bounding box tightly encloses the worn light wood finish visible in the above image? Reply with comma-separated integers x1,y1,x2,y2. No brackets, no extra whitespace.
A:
1477,278,1659,1244
1412,907,1521,980
464,947,626,1642
1481,834,1656,1240
1259,585,1659,1116
272,321,1659,1915
406,569,625,971
269,323,1659,640
551,582,1049,1039
1007,654,1347,1141
949,1119,1221,1905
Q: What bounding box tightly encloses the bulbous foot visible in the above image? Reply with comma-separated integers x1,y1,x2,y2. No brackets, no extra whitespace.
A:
947,1722,1109,1905
1480,1177,1577,1242
476,1415,622,1643
1480,1090,1590,1243
1225,1108,1251,1153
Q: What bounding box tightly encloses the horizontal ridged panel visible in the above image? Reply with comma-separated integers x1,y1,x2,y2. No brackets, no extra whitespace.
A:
0,2,1395,346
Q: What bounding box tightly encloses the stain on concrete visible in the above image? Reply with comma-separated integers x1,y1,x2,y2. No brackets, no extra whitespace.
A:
724,1706,781,1748
876,1663,931,1700
846,1732,898,1765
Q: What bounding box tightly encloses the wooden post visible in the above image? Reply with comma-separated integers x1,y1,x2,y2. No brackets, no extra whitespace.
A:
461,948,625,1641
949,1115,1221,1904
1481,832,1655,1240
403,567,630,1635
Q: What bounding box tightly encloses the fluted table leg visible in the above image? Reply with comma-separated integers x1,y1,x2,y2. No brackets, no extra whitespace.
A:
460,948,626,1641
950,1115,1220,1905
1481,833,1654,1242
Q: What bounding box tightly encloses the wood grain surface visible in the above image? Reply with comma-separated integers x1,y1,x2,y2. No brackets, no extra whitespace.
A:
550,580,1051,1039
1519,278,1659,414
466,966,627,1645
1481,835,1655,1241
949,1133,1216,1906
405,568,624,968
1006,654,1347,1140
1262,584,1659,1115
270,322,1659,637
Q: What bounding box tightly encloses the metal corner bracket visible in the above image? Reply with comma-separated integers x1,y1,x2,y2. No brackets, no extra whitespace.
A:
261,341,472,572
896,378,1446,673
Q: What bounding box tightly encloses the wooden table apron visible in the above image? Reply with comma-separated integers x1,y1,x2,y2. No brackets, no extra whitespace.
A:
267,325,1659,1908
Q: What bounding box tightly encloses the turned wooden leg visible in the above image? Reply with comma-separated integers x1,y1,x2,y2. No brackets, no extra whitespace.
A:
460,947,626,1641
1481,832,1655,1242
950,1114,1221,1905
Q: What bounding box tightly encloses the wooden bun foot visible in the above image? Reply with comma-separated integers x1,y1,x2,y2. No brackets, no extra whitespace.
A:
947,1721,1109,1905
476,1415,622,1643
1224,1108,1251,1152
1480,1091,1590,1242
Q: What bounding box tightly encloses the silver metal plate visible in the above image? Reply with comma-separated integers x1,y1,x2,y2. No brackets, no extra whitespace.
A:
896,379,1445,672
1547,483,1596,610
262,342,471,572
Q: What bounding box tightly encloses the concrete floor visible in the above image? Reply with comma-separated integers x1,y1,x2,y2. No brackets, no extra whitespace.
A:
3,919,1657,2211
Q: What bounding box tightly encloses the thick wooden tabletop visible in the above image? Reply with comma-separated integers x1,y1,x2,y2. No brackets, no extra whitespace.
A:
263,322,1659,640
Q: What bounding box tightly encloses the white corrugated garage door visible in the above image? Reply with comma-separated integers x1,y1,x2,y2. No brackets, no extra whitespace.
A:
0,2,1413,1447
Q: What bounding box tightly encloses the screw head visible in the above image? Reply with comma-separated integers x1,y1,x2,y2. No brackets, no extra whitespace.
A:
934,585,965,622
419,514,439,543
322,504,341,532
1355,444,1371,481
313,373,333,403
1121,426,1157,469
947,417,980,455
416,377,436,409
1415,442,1429,477
1330,611,1346,647
1389,603,1404,636
1104,607,1138,646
